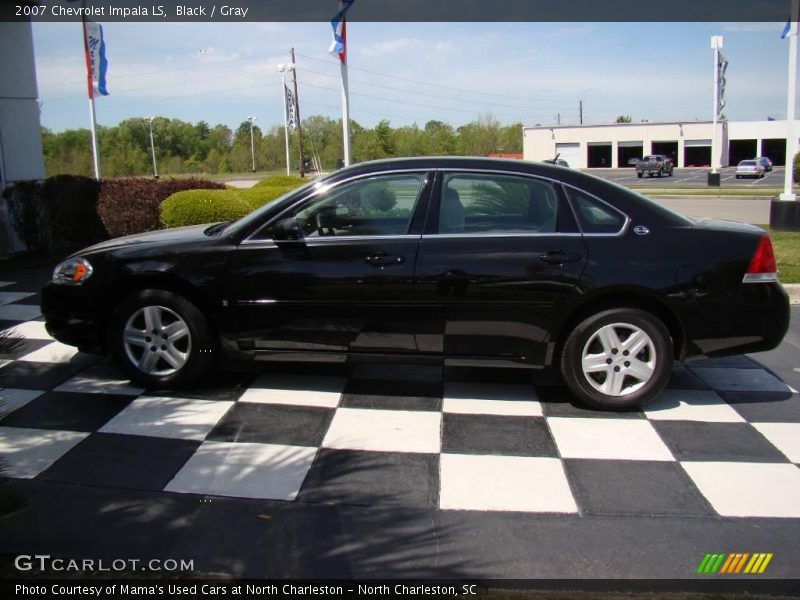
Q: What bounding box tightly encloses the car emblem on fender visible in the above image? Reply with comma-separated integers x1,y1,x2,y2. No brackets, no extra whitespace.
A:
633,225,650,235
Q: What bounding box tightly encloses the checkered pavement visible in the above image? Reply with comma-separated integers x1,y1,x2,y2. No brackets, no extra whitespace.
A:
1,277,800,518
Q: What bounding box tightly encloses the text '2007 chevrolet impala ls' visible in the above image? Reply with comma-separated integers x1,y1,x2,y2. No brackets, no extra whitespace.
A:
41,157,790,410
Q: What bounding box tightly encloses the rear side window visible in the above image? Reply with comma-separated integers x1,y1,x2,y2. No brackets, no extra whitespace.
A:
438,173,558,234
566,187,627,234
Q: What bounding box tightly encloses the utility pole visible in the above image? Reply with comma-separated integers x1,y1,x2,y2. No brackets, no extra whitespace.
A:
290,48,305,177
247,115,257,172
147,117,158,179
278,64,292,176
710,35,723,176
579,100,583,125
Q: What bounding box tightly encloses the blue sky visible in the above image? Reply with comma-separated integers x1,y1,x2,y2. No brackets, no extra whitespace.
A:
31,21,796,133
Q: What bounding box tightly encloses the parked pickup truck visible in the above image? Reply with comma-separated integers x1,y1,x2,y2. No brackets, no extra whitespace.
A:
636,155,674,178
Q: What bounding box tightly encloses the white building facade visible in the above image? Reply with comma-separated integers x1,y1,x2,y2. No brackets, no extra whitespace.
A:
0,20,45,255
523,120,798,169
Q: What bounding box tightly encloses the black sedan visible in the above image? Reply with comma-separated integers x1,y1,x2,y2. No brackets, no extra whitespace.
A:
41,157,790,410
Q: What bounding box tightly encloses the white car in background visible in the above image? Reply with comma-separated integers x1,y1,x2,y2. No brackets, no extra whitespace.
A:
735,160,765,179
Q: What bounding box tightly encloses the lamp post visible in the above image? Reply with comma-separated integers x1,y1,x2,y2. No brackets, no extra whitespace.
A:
147,117,158,179
710,35,723,176
278,64,294,176
247,115,257,172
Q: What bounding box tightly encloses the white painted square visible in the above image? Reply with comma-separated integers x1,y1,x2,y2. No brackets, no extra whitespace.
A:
55,364,144,396
239,374,344,408
0,305,41,321
0,427,88,478
1,320,52,340
0,282,13,289
682,462,800,518
692,368,791,393
0,292,35,305
752,423,800,463
443,382,542,416
439,454,578,513
100,397,233,440
645,390,745,423
0,388,45,414
547,417,674,461
165,440,316,500
323,408,440,453
17,341,80,364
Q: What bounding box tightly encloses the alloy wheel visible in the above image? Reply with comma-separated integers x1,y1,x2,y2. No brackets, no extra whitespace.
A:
580,322,657,397
123,305,191,376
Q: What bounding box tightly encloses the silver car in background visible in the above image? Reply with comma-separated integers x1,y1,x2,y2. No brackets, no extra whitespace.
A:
735,159,765,179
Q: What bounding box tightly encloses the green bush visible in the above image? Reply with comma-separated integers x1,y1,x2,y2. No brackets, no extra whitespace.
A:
160,190,252,228
794,152,800,184
253,175,306,188
240,185,301,209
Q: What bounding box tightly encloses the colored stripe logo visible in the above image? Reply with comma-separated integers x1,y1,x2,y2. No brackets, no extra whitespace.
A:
697,553,773,574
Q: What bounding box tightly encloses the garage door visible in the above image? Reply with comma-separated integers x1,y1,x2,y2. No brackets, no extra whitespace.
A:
555,143,580,168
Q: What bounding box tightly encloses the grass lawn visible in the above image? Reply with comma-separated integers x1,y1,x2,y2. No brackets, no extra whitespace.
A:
771,230,800,284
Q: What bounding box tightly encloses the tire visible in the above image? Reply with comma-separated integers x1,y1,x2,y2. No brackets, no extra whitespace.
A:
560,308,673,411
637,173,643,178
736,175,741,179
110,289,215,388
656,169,662,178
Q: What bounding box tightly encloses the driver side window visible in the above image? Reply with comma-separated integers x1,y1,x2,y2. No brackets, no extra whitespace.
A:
291,173,426,238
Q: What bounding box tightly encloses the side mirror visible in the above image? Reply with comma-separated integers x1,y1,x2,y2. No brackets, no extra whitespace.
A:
271,217,303,241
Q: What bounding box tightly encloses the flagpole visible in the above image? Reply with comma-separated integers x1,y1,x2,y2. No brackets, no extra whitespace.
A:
82,16,101,180
340,18,351,166
781,0,799,201
279,65,291,176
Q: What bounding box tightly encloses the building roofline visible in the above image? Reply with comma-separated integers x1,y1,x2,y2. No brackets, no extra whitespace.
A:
523,119,796,131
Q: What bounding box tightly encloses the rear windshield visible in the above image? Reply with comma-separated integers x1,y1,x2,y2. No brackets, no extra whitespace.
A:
739,161,756,166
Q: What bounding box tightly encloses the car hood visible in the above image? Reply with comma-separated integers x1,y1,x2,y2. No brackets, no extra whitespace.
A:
73,223,216,256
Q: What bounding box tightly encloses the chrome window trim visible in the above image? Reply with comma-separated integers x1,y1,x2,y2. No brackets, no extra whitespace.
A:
422,232,584,240
560,183,631,237
240,234,422,246
244,169,432,244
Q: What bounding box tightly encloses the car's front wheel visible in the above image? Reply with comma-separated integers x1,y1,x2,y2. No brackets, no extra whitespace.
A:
110,289,215,388
560,308,673,411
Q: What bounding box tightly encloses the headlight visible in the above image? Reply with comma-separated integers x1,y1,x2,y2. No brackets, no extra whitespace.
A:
52,257,94,285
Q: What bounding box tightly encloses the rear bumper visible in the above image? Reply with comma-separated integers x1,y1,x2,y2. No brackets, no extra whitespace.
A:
680,282,790,359
40,282,106,353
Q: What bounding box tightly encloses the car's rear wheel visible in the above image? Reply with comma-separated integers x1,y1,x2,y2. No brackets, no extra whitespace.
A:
110,289,215,388
560,308,672,411
637,172,643,178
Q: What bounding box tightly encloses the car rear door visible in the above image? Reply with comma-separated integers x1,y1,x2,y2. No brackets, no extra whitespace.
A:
223,171,433,355
413,170,588,367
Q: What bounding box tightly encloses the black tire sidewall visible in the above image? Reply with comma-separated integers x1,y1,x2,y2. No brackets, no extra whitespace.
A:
110,289,214,388
561,308,673,411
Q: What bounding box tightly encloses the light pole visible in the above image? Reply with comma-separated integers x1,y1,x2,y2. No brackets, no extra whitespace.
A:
710,35,723,176
147,117,158,179
278,64,294,176
781,0,799,201
247,115,257,172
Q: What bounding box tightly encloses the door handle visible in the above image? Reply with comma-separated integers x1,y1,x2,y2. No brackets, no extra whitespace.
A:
540,250,580,265
365,254,404,267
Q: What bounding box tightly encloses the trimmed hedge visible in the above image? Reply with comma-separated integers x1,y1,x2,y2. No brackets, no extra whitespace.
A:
98,177,225,238
253,175,306,188
160,182,305,228
160,190,252,229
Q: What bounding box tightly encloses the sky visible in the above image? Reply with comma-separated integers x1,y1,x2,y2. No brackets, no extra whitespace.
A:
31,21,798,134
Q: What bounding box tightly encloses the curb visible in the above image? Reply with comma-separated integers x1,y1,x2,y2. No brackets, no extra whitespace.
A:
784,284,800,305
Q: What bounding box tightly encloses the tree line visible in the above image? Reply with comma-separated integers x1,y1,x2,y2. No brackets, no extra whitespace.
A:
41,114,524,178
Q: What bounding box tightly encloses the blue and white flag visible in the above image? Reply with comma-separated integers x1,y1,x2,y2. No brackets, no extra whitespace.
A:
329,0,354,64
83,21,109,97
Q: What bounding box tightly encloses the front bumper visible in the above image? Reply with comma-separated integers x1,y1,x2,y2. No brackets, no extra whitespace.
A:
40,281,106,353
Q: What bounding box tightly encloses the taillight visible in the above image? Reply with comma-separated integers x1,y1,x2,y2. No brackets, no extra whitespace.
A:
743,235,778,283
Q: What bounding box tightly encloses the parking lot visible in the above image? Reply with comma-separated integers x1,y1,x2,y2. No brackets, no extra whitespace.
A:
591,166,787,187
1,265,799,584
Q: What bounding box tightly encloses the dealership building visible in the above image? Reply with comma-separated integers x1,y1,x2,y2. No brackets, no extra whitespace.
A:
522,120,798,169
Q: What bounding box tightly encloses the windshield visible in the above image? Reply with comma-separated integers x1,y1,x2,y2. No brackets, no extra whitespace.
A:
220,178,323,236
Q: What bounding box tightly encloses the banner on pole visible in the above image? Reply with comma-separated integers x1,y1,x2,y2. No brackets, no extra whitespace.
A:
83,21,109,97
285,85,297,129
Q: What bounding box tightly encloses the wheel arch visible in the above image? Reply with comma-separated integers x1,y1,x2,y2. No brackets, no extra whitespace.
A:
553,289,686,369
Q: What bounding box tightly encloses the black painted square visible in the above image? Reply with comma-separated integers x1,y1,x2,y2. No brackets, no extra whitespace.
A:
339,378,442,411
442,414,557,456
207,403,333,446
651,421,789,462
0,391,133,432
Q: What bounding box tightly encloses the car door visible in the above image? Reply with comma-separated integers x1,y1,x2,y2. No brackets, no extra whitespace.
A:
223,171,433,355
413,170,588,367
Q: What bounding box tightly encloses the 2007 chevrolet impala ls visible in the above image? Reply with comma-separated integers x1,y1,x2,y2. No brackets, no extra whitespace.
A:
41,157,790,410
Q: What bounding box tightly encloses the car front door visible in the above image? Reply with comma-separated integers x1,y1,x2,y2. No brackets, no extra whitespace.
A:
413,170,588,367
223,171,432,356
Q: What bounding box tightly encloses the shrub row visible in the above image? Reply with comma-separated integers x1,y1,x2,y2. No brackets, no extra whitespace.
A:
97,177,225,238
160,183,302,228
